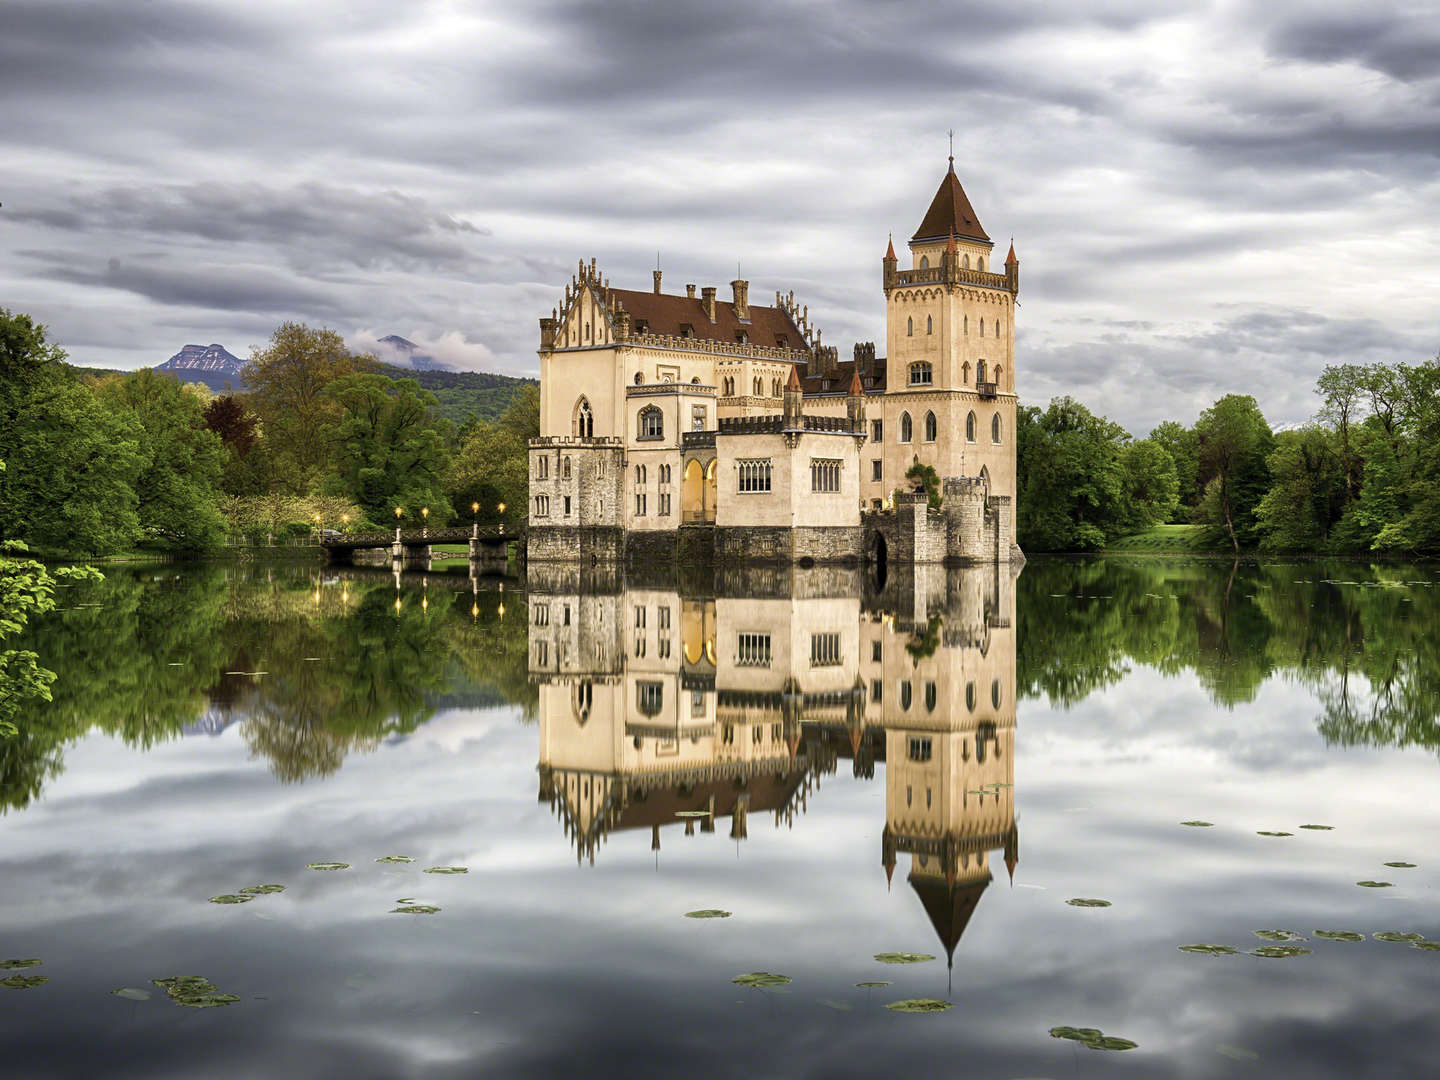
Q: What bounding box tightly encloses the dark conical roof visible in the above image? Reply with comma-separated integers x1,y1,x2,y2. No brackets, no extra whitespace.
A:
909,871,991,966
911,161,991,245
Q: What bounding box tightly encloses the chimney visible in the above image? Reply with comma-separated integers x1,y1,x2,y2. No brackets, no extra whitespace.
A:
701,286,717,322
686,283,696,299
652,269,663,295
730,279,750,322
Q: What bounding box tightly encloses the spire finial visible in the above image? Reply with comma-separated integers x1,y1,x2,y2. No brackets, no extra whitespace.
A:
947,128,954,169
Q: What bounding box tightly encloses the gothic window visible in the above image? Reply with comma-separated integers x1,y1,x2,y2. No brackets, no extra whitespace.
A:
997,319,1003,336
692,405,707,431
753,376,763,396
980,318,985,337
926,314,932,335
924,681,937,711
563,495,571,516
810,632,841,666
924,411,937,442
634,371,644,385
534,495,550,517
573,681,593,723
638,406,663,440
962,255,970,268
965,680,977,711
991,679,1001,708
908,736,932,762
810,458,842,493
634,493,647,516
966,411,977,442
737,632,771,666
871,419,883,443
977,360,987,385
637,681,663,717
993,364,1003,388
737,458,772,492
900,412,913,443
574,398,594,438
907,316,913,337
536,456,549,480
978,257,985,271
964,314,968,334
919,255,929,269
563,457,571,479
992,413,1002,444
772,377,781,397
908,362,932,386
962,361,971,384
900,680,913,711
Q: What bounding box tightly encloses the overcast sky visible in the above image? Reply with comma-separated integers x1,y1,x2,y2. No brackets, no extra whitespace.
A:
2,0,1437,435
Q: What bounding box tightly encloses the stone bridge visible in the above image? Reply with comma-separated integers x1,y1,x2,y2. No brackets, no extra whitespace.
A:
320,526,521,566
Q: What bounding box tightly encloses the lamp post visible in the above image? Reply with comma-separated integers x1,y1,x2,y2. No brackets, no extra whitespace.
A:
497,501,506,536
421,506,429,540
313,512,321,544
341,513,350,534
394,506,403,542
471,501,479,540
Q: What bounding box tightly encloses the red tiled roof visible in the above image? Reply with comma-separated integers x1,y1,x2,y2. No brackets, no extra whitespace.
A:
609,288,807,351
911,162,991,245
1005,240,1018,265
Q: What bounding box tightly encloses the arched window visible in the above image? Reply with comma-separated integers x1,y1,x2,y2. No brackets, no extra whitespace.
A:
976,360,987,386
634,371,643,385
900,412,913,443
919,255,929,269
753,376,763,396
978,257,985,272
991,413,1002,444
962,255,970,268
638,406,663,440
908,361,932,386
980,318,985,337
926,314,933,335
965,681,976,712
563,456,572,479
991,679,1001,708
573,681,593,723
907,316,914,336
900,681,913,711
691,376,700,384
997,319,1003,336
574,398,594,438
772,377,781,397
965,411,977,442
964,315,968,334
924,681,937,711
924,411,937,442
962,361,971,384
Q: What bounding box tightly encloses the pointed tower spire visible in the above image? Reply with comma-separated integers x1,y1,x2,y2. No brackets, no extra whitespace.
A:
885,233,896,261
912,163,990,244
1006,238,1018,266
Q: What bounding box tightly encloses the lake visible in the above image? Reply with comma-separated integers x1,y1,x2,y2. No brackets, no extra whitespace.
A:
3,556,1439,1079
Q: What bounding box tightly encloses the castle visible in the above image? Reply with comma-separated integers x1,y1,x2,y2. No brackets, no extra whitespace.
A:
528,159,1022,567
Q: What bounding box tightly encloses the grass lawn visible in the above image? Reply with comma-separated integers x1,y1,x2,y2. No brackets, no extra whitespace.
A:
1105,523,1229,553
430,543,472,556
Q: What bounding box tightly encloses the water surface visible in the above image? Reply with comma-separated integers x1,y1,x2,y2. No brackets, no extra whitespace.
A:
3,557,1440,1079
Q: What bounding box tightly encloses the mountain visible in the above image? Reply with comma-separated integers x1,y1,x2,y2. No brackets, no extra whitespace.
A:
157,343,248,393
375,334,444,371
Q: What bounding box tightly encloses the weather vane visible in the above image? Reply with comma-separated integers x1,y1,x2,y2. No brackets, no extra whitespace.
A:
948,128,954,163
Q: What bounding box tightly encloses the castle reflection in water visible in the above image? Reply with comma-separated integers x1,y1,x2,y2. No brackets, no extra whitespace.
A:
528,562,1019,966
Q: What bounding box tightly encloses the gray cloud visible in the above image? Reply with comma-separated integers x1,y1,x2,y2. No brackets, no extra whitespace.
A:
0,0,1436,424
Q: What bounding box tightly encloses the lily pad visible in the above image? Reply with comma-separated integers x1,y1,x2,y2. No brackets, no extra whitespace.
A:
873,952,935,964
1254,930,1306,942
376,856,415,864
1251,945,1311,958
111,987,151,1001
1373,932,1424,943
423,866,468,875
1179,944,1238,956
208,894,253,905
153,975,239,1009
1314,930,1365,942
1356,880,1393,888
1049,1026,1137,1051
239,884,285,895
1257,831,1293,837
886,998,952,1013
855,981,891,988
306,862,350,871
684,909,732,919
0,959,41,970
1383,862,1417,868
1410,941,1440,952
732,972,790,988
1298,825,1334,831
1066,898,1112,908
390,905,441,915
1181,821,1214,827
1,975,48,990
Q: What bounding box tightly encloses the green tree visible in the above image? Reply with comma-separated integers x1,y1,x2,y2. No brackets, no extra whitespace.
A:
1194,394,1273,551
95,369,228,552
1149,420,1199,516
242,323,376,490
1316,363,1367,502
0,310,143,554
1254,427,1346,552
447,383,539,529
1118,439,1179,533
1015,397,1133,551
321,373,453,525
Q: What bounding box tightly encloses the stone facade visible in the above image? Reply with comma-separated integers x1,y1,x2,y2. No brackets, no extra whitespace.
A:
528,161,1024,567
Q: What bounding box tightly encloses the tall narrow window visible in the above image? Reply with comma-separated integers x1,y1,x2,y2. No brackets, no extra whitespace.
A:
563,457,571,479
966,411,977,442
637,682,662,717
871,419,883,443
977,360,987,386
907,317,913,336
926,314,933,335
575,398,593,438
924,411,937,442
900,412,913,443
638,406,663,440
992,413,1002,444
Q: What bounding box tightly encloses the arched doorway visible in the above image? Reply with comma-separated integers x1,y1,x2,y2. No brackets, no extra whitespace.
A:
682,459,705,523
872,531,888,590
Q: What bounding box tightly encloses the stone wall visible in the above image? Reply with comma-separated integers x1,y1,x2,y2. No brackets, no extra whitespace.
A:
714,526,862,565
528,525,623,564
